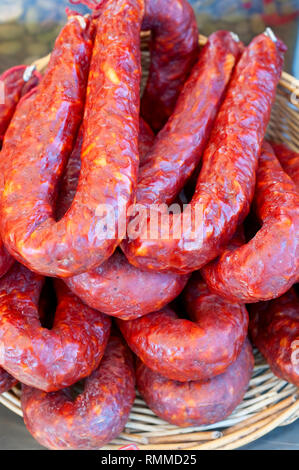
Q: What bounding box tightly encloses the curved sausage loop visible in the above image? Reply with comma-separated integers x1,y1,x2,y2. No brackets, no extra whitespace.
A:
249,288,299,387
66,250,189,319
1,1,143,277
141,0,199,131
21,335,135,450
72,0,199,132
0,85,42,279
136,340,254,427
56,116,154,221
122,31,286,274
118,274,248,382
271,142,299,189
0,64,41,141
60,113,188,319
0,263,111,392
0,368,17,394
202,142,299,302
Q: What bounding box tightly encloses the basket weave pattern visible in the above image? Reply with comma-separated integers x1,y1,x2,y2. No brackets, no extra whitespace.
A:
0,32,298,450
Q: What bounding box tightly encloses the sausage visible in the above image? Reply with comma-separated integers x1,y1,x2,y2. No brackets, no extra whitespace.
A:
202,142,299,303
118,273,248,381
57,108,188,319
136,339,254,427
271,142,299,189
249,288,299,387
133,30,243,207
1,1,143,278
0,368,17,394
122,31,286,274
21,334,135,450
71,0,199,132
141,0,199,131
0,76,42,279
0,88,40,279
138,117,155,166
0,263,111,392
0,64,41,141
66,250,189,319
56,116,154,221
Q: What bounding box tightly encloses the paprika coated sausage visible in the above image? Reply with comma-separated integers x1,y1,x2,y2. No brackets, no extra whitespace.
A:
249,288,299,387
0,64,41,141
72,0,199,132
1,1,143,277
136,339,254,426
66,250,189,319
118,273,248,381
60,111,188,320
56,116,154,221
0,263,111,392
0,88,40,279
202,142,299,302
122,31,286,274
271,142,299,189
138,117,155,166
21,334,135,450
141,0,199,131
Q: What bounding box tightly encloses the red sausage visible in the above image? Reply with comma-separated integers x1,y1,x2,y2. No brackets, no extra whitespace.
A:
0,368,17,394
271,142,299,189
202,142,299,302
122,31,286,274
0,64,41,141
66,250,189,319
1,1,142,277
141,0,199,131
249,288,299,387
0,263,111,392
118,274,248,381
0,88,40,279
21,334,135,450
136,339,254,427
56,116,154,221
138,117,155,166
72,0,199,132
59,110,188,320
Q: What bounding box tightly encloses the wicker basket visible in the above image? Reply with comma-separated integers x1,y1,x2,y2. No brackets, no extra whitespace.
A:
0,32,298,450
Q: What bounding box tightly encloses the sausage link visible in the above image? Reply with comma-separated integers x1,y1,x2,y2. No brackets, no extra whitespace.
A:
138,117,155,166
271,142,299,189
73,0,198,132
0,77,40,277
0,368,17,394
66,250,189,319
118,274,248,381
21,334,135,450
141,0,199,131
58,110,187,319
1,1,143,277
0,64,40,141
202,142,299,302
136,339,254,427
249,288,299,387
122,32,286,274
0,263,111,392
56,116,154,221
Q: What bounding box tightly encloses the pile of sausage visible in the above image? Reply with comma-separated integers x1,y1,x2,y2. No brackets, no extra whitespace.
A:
0,0,298,451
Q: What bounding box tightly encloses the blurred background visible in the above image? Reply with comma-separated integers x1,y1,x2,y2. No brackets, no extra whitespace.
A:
0,0,298,76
